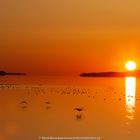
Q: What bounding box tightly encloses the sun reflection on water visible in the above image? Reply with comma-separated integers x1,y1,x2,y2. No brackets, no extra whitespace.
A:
125,77,136,120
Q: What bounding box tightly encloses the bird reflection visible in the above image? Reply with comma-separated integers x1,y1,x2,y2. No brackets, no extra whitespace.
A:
75,114,82,120
45,106,51,110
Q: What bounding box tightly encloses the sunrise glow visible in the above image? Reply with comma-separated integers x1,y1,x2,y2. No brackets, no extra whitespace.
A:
125,61,137,71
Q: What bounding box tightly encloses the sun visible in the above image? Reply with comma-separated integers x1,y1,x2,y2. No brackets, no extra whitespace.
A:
125,61,137,71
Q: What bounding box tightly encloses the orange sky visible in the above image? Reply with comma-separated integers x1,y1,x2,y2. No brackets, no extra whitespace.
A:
0,0,140,75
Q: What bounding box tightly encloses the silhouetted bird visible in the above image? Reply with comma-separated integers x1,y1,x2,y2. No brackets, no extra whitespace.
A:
20,101,28,109
20,101,27,104
45,102,51,104
74,108,83,112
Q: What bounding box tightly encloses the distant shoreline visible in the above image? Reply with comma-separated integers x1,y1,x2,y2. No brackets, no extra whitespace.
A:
80,70,140,77
0,71,26,76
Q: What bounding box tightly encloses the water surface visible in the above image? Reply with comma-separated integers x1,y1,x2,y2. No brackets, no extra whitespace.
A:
0,76,140,140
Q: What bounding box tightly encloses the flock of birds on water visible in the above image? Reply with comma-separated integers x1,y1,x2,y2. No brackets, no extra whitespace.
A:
1,79,140,120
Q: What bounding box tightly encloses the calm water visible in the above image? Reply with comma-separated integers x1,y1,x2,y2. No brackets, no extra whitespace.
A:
0,76,140,140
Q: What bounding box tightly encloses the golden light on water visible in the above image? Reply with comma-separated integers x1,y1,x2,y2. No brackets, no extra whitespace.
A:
125,77,136,120
125,61,136,71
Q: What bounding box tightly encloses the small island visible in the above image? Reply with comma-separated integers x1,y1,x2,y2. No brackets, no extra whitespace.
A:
80,70,140,77
0,71,26,76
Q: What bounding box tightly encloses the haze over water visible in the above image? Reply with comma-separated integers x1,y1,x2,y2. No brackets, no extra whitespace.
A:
0,76,140,140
